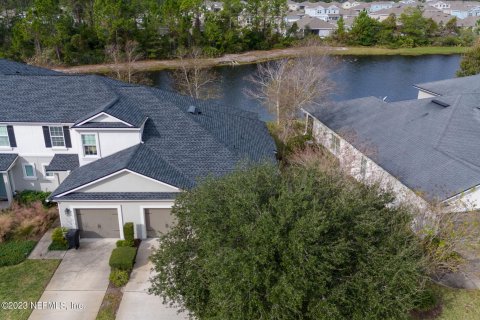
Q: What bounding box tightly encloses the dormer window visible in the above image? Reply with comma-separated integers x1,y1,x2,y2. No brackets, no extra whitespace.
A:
50,126,65,147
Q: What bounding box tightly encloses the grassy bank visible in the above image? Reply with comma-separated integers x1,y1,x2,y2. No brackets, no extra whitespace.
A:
337,46,467,56
55,45,466,75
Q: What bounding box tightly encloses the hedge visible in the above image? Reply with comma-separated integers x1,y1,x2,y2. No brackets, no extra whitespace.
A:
109,247,137,271
0,240,37,266
123,222,135,247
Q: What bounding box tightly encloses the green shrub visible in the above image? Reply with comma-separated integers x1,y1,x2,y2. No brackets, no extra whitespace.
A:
51,227,68,244
109,269,130,287
15,190,54,208
0,240,37,266
123,222,134,247
413,286,441,312
48,241,68,251
109,247,137,271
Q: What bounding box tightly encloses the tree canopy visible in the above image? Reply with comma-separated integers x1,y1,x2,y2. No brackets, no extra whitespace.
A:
457,40,480,77
149,164,426,320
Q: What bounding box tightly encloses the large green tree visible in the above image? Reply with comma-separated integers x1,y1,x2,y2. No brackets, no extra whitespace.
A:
348,10,380,46
150,164,426,320
457,40,480,77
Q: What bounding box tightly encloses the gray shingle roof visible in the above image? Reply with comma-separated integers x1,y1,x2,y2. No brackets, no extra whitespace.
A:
0,154,18,172
307,92,480,201
0,74,147,126
0,59,61,75
56,192,178,201
414,74,480,96
46,154,79,172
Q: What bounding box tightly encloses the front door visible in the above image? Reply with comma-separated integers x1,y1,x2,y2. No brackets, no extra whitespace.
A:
0,174,7,200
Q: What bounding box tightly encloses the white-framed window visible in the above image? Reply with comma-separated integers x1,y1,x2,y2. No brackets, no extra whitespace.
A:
0,126,9,147
42,164,55,180
22,163,37,179
81,134,98,157
49,126,65,147
330,133,340,154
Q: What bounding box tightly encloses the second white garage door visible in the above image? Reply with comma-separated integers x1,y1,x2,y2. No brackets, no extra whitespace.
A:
144,208,174,238
76,208,120,238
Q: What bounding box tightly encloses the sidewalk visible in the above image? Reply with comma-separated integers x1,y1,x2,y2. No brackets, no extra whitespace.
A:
29,229,67,260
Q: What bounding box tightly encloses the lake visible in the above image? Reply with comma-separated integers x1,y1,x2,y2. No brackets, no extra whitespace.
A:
150,54,462,121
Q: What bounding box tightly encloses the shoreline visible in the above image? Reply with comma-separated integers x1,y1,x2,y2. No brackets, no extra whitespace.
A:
54,46,467,74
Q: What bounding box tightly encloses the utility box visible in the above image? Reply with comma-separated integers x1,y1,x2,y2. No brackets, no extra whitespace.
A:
66,229,80,250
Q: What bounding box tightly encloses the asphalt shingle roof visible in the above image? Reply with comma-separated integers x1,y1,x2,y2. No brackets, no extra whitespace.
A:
307,92,480,201
0,59,61,75
45,154,79,172
0,154,18,172
57,192,179,201
414,74,480,96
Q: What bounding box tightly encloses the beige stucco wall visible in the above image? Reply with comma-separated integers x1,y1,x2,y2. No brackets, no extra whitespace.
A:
80,171,179,193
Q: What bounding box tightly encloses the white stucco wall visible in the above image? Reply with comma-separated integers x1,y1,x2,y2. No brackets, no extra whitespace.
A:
58,200,176,239
417,90,437,99
309,115,430,211
0,124,77,156
71,129,142,166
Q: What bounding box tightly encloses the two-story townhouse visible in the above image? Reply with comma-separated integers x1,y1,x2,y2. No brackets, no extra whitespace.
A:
304,4,330,21
0,59,276,239
303,74,480,213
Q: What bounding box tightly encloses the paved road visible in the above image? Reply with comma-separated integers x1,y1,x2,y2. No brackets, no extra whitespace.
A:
29,239,116,320
117,239,189,320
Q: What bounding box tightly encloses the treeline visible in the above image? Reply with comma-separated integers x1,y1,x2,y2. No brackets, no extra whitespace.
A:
0,0,290,66
333,8,477,47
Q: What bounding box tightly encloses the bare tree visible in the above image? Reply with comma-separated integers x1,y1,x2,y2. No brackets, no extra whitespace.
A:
105,40,143,83
171,47,221,100
247,54,334,138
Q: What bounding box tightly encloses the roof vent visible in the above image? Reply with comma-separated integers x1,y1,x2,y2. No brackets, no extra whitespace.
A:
432,99,450,108
188,105,197,114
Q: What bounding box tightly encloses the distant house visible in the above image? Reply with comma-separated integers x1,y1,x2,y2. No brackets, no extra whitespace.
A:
430,1,451,10
0,59,276,238
303,75,480,212
295,16,337,37
342,1,361,9
369,2,395,13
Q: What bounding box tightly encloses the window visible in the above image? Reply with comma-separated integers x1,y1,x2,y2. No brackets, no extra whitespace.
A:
23,163,36,179
330,134,340,154
0,126,8,147
49,126,65,147
42,164,55,180
360,157,367,179
81,134,98,156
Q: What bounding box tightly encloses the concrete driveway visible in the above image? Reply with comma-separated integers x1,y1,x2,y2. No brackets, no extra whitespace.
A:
29,239,116,320
117,239,189,320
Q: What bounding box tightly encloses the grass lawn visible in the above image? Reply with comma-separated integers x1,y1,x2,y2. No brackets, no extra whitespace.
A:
436,285,480,320
336,46,468,56
0,260,60,320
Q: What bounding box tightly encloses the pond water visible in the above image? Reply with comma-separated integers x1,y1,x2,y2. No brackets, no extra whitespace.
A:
150,54,462,121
